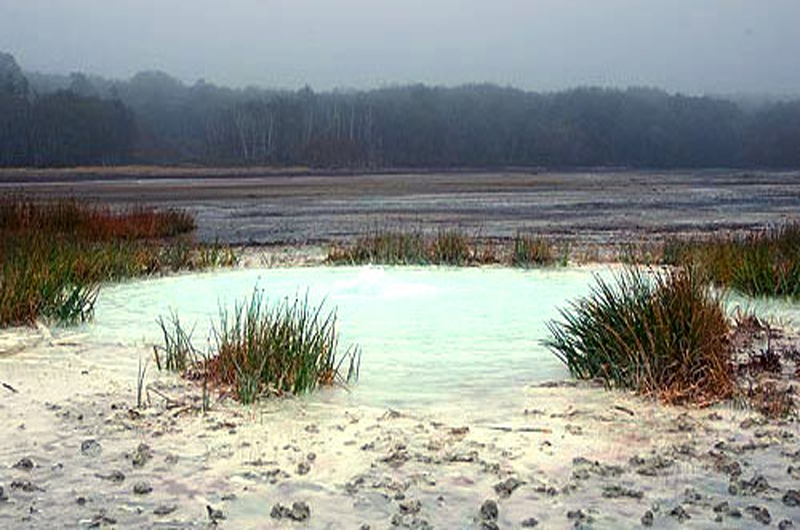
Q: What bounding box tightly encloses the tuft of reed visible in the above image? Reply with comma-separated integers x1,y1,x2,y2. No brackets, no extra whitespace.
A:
653,225,800,299
0,197,238,328
546,266,735,405
154,291,360,404
197,239,240,269
153,311,201,372
512,233,555,267
136,356,149,409
328,229,428,265
328,228,568,267
430,229,473,265
209,291,360,402
0,199,195,241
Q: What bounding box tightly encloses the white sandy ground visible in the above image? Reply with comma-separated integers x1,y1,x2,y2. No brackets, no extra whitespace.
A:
1,258,800,529
1,322,799,529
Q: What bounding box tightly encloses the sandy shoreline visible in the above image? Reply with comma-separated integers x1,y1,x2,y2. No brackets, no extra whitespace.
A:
1,290,799,529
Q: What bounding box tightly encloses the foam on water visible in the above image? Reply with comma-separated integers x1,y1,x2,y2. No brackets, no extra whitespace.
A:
75,266,610,407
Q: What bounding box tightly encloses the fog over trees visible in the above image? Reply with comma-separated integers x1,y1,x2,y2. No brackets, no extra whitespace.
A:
1,52,799,169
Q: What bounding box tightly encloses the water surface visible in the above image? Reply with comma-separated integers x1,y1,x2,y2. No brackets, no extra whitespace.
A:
83,266,607,407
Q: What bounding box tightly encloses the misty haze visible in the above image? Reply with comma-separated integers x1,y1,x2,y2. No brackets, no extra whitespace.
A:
1,2,800,529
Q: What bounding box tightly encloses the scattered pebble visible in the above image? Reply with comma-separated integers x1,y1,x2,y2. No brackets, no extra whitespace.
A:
730,474,773,496
10,480,42,492
745,505,771,525
206,504,225,521
480,499,499,522
271,501,311,522
602,484,644,499
521,516,539,527
782,489,800,507
131,443,153,468
631,454,674,476
682,487,702,504
132,481,152,495
641,510,654,526
494,477,525,498
13,457,34,471
88,511,116,528
567,509,594,526
80,439,102,458
668,505,690,523
95,470,125,483
154,504,177,516
399,499,421,515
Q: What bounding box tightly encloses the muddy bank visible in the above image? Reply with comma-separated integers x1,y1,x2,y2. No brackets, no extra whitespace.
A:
4,170,800,247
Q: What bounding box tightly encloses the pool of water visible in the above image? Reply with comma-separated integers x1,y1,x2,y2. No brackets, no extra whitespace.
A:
76,266,613,407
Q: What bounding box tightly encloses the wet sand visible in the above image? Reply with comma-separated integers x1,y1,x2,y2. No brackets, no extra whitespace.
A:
3,168,800,246
1,310,799,528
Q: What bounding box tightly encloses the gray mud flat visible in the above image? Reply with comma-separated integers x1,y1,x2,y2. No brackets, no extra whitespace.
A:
3,169,800,246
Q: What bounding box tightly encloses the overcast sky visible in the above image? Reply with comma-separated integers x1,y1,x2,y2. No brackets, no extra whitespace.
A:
1,0,799,94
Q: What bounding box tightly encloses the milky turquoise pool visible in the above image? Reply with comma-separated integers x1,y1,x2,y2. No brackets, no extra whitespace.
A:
79,266,800,408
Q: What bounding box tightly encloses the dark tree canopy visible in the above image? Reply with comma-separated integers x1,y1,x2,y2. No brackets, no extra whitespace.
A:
2,52,800,169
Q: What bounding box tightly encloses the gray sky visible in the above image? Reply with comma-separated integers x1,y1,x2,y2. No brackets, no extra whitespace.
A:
1,0,799,94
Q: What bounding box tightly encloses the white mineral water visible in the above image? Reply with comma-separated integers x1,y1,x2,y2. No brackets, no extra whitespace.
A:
77,266,608,407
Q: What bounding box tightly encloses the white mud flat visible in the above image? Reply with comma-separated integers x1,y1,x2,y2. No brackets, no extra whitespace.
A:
1,267,799,529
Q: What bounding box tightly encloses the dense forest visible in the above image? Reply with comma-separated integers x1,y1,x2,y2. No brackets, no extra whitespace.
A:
2,52,799,169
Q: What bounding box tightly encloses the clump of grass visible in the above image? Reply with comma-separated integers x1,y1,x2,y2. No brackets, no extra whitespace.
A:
546,266,735,405
154,311,201,372
0,197,237,327
197,239,240,269
327,228,477,266
154,291,360,404
0,199,195,240
209,291,360,402
328,229,428,265
0,235,103,325
512,233,554,267
328,228,569,267
431,229,473,265
658,225,800,299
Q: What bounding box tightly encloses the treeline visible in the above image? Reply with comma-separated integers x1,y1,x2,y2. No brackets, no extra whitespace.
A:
0,53,134,167
2,51,800,169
